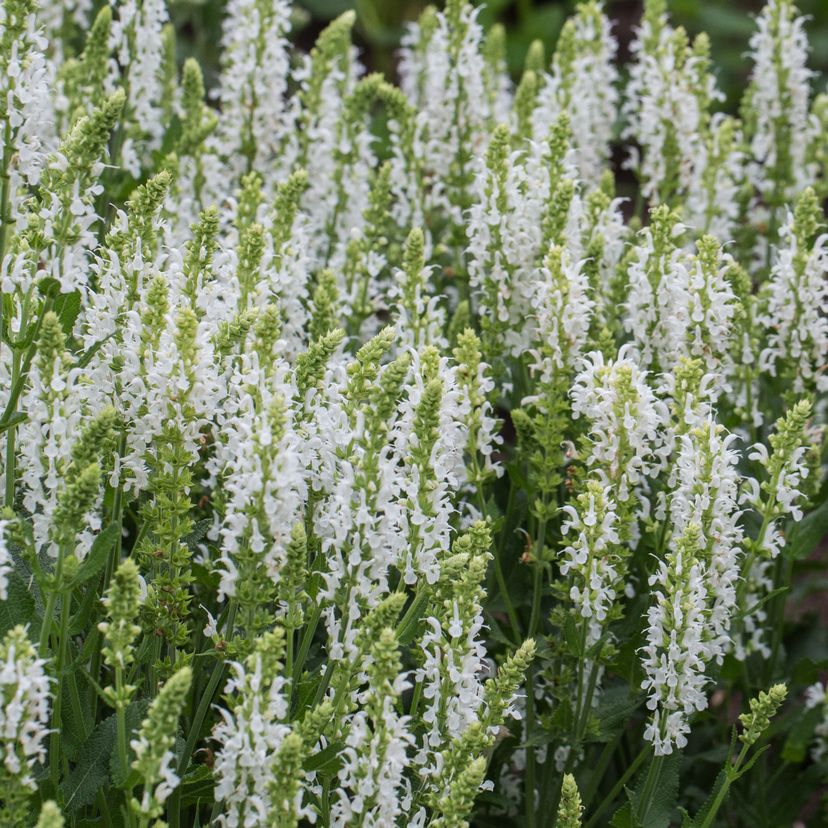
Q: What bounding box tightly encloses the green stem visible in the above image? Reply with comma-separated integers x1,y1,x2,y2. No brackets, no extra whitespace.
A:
697,744,749,828
169,601,236,828
584,744,649,828
581,731,624,808
91,430,129,721
0,123,12,268
286,625,295,678
292,601,322,688
39,541,65,658
3,348,20,508
49,586,73,784
115,667,130,816
525,514,548,827
635,752,665,826
525,674,537,828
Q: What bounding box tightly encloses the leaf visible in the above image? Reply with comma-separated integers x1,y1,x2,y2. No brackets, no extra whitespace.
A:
38,277,61,298
0,569,36,636
60,714,117,812
791,656,828,685
182,518,212,552
110,702,151,786
61,701,148,810
610,800,634,828
304,740,343,777
54,290,81,336
0,411,27,434
73,523,121,585
179,765,215,807
76,333,114,369
594,684,643,743
563,614,586,658
782,705,823,763
785,497,828,560
628,752,682,828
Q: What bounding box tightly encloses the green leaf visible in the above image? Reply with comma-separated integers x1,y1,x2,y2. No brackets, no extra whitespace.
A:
110,702,150,786
0,411,27,434
594,684,643,743
54,290,81,336
305,740,343,777
610,800,634,828
0,569,36,636
60,714,117,811
72,523,120,585
38,277,62,298
628,752,682,828
76,333,114,369
785,497,828,560
782,705,823,763
182,518,212,552
179,764,215,807
563,614,586,658
61,701,148,810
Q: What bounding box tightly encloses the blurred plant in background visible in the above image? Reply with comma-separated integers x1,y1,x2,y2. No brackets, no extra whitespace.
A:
169,0,828,111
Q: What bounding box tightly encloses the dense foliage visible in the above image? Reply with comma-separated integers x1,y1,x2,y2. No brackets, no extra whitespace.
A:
0,0,826,826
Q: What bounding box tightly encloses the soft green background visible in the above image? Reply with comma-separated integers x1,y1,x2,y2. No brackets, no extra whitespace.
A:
170,0,828,112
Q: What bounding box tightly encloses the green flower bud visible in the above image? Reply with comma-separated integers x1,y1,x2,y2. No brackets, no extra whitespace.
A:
35,801,64,828
131,666,192,821
739,684,787,747
557,773,583,828
99,558,143,681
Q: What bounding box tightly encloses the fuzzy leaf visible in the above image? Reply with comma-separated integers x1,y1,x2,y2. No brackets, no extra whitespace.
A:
73,523,120,585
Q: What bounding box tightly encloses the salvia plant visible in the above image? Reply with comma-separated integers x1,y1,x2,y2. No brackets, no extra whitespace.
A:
0,0,826,825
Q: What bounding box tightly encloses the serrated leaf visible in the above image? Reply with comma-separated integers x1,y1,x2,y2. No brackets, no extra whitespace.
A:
60,714,117,811
179,764,215,807
629,752,681,828
73,523,120,585
0,569,36,636
610,800,634,828
563,614,586,658
182,518,212,552
110,702,151,786
305,741,343,777
54,290,81,336
782,706,822,762
785,497,828,560
594,684,643,742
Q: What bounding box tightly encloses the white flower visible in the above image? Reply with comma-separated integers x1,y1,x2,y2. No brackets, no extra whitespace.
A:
0,627,51,789
205,0,294,194
526,245,593,381
758,211,828,394
560,481,622,645
804,682,828,763
0,520,11,600
109,0,170,177
213,639,312,828
668,418,744,656
532,0,619,187
400,0,491,232
571,345,668,501
640,526,713,755
745,0,814,205
623,8,720,205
